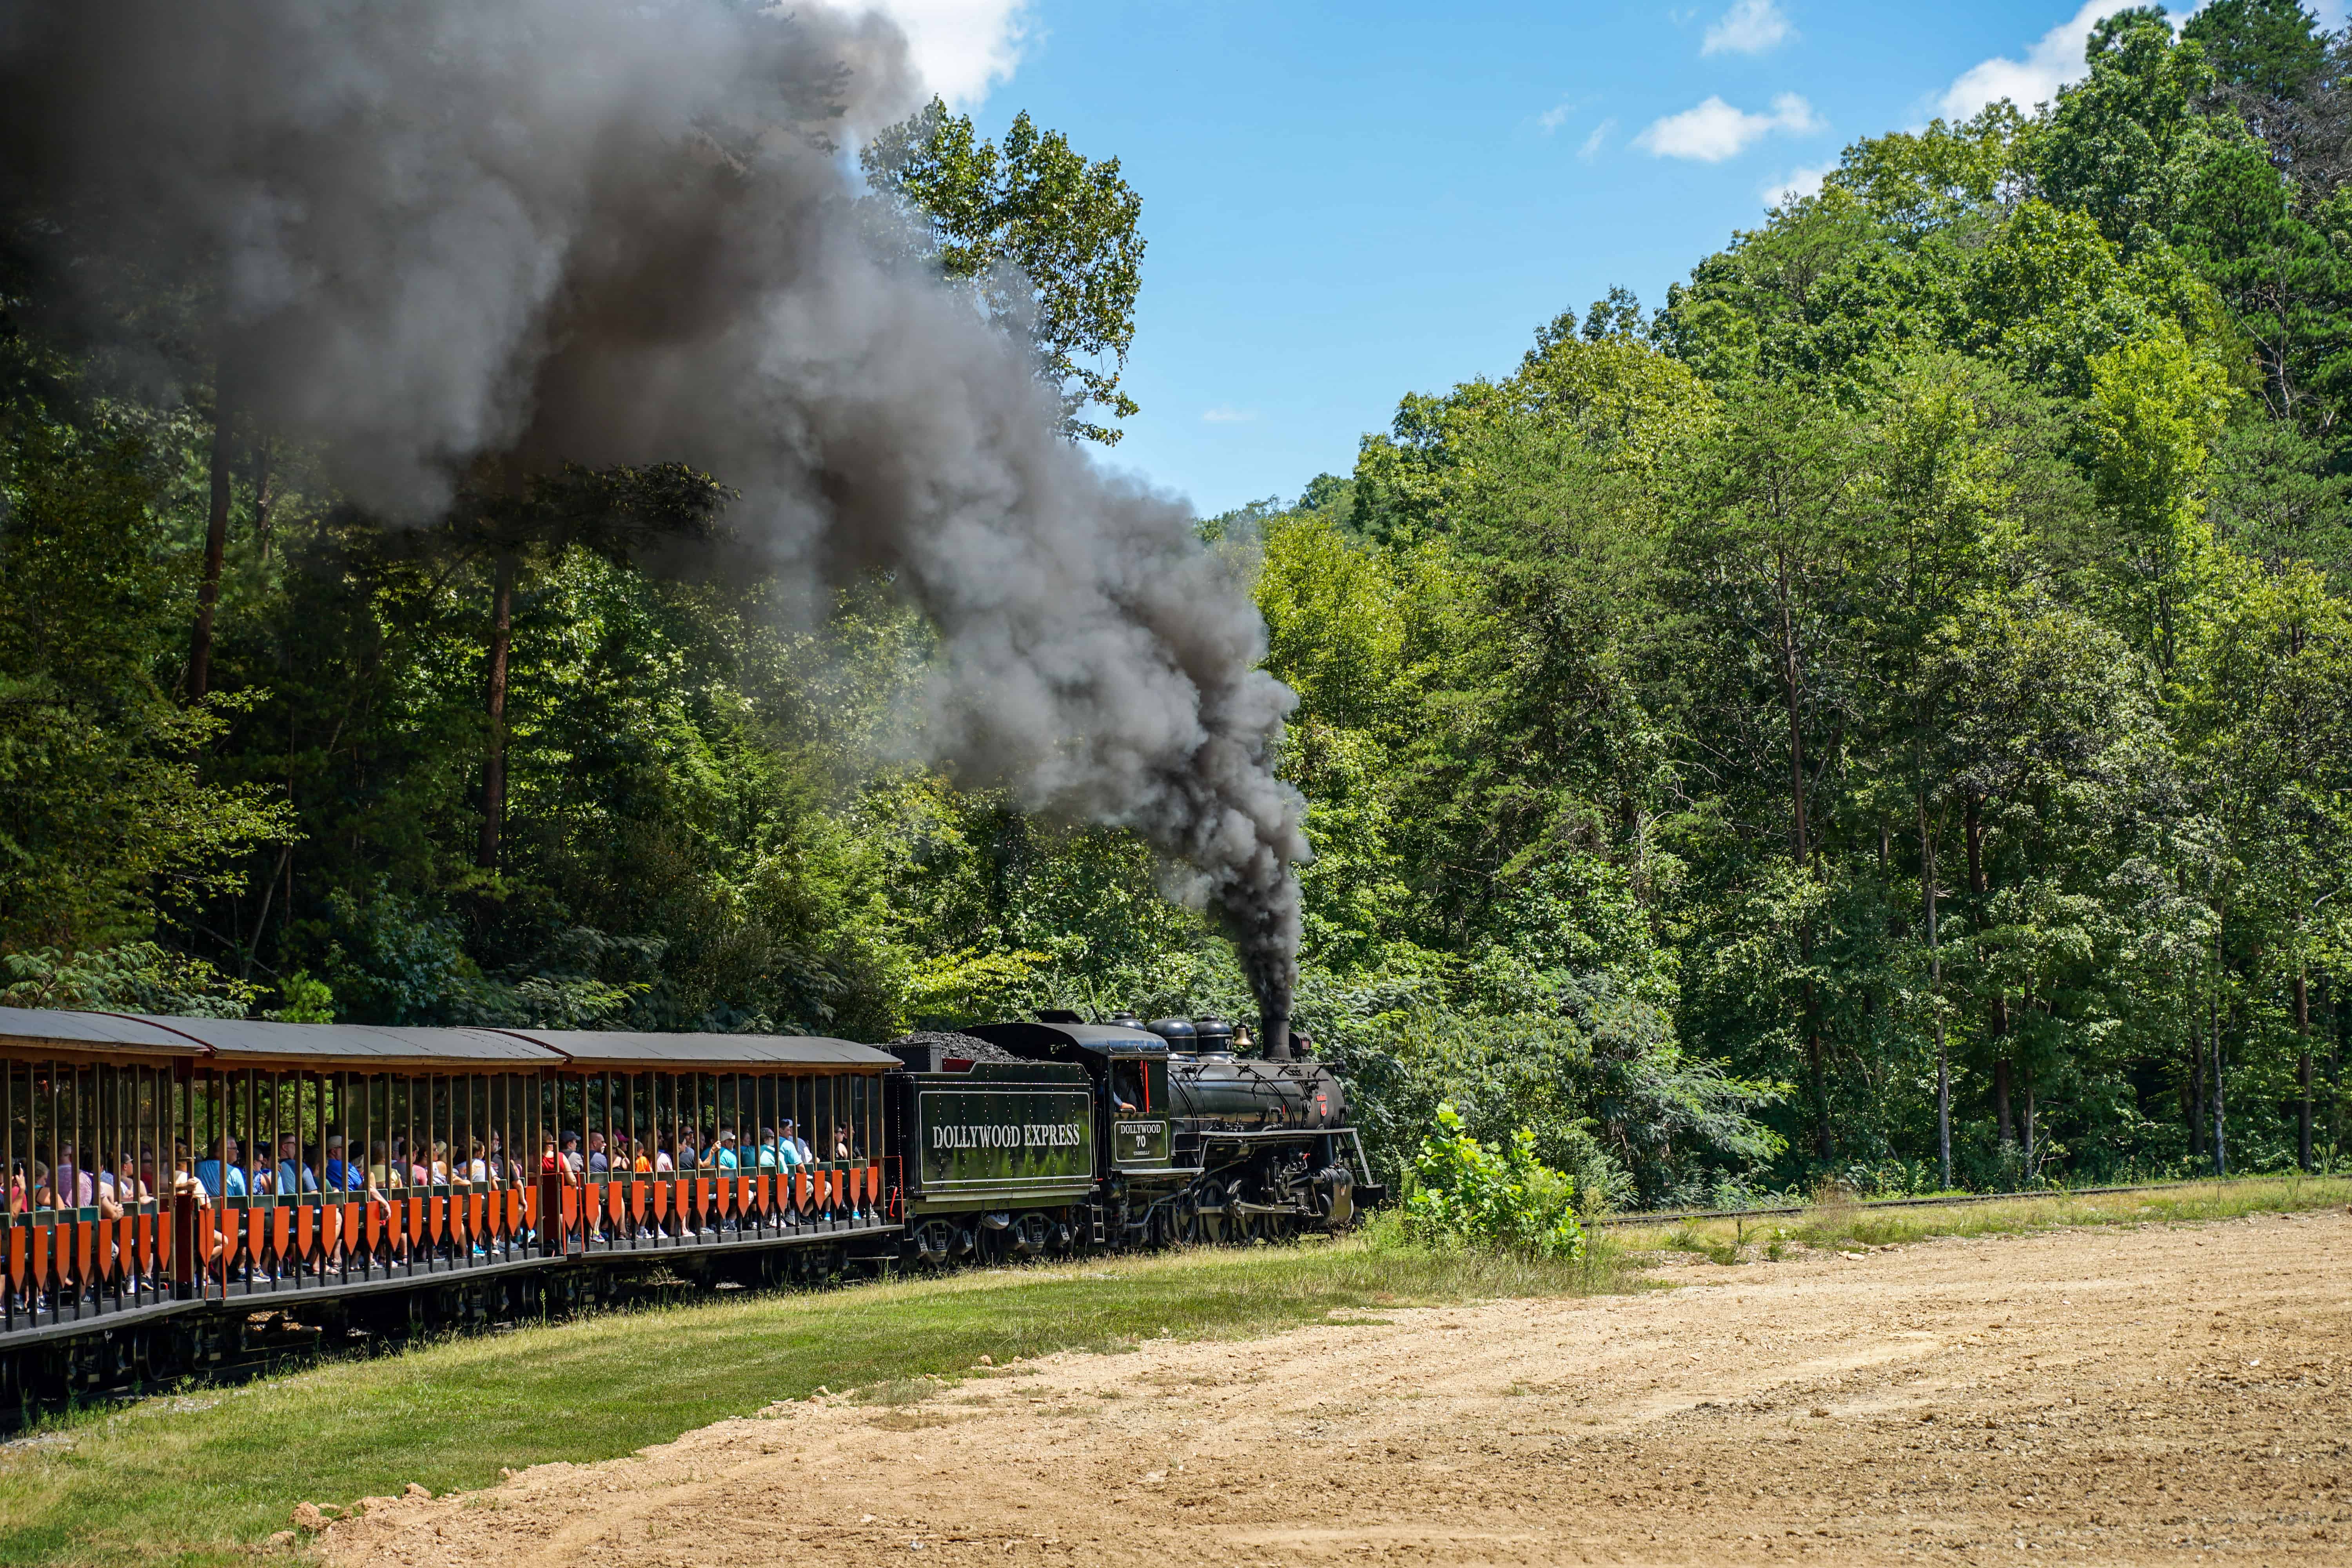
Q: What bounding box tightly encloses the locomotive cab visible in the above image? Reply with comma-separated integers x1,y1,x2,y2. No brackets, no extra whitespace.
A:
961,1022,1183,1178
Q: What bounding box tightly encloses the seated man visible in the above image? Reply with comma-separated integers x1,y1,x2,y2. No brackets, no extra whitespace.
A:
322,1134,355,1191
276,1134,320,1195
193,1137,249,1199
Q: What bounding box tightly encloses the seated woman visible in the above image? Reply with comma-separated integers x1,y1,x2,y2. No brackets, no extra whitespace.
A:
359,1142,405,1263
168,1145,207,1203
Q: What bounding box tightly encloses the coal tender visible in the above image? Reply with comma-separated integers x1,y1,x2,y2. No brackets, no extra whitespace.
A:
889,1013,1379,1261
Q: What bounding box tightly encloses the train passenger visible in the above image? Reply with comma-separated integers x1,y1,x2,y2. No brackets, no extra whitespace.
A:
169,1145,206,1204
391,1138,428,1185
51,1143,97,1208
484,1131,506,1180
461,1138,490,1183
756,1128,779,1169
194,1137,249,1199
96,1150,149,1214
367,1140,396,1189
276,1134,320,1194
322,1134,356,1190
585,1130,610,1175
652,1136,675,1174
832,1127,853,1162
713,1127,740,1170
780,1119,810,1163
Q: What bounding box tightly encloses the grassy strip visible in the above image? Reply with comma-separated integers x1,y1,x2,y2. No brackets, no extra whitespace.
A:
1620,1173,2352,1263
0,1237,1612,1568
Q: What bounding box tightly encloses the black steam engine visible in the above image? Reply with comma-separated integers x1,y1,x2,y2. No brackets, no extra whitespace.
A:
880,1013,1374,1265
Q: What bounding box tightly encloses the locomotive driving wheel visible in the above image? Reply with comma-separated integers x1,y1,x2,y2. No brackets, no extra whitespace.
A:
1228,1178,1268,1244
1197,1190,1228,1244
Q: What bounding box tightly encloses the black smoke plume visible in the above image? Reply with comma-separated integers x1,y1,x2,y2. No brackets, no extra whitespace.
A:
0,0,1306,1032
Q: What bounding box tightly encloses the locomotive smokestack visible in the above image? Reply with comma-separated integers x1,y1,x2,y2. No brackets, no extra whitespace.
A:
1259,1010,1292,1062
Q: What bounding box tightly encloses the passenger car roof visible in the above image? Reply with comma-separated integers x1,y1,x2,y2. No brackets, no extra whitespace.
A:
496,1031,896,1070
0,1007,209,1056
0,1009,895,1071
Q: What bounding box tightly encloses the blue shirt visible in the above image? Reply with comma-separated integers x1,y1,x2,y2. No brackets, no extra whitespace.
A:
194,1160,247,1198
277,1160,319,1193
715,1146,740,1170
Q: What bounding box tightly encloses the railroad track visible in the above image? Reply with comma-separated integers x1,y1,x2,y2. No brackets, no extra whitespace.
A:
1590,1173,2322,1229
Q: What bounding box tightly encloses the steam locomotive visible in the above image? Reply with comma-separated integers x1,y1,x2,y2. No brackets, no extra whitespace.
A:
0,1005,1374,1410
889,1013,1370,1265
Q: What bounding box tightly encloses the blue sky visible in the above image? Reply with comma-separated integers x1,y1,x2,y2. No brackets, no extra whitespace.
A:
873,1,2342,517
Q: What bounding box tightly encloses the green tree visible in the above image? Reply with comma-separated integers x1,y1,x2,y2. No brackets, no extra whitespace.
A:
2036,9,2223,250
2183,0,2329,100
862,98,1146,444
0,406,291,949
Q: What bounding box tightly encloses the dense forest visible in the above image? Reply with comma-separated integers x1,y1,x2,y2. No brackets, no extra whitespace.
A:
7,3,2352,1205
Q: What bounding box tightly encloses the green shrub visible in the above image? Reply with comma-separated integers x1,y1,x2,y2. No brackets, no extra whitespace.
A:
1403,1104,1585,1259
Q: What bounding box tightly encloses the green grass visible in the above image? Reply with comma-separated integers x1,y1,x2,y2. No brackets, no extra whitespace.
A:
10,1177,2339,1566
1616,1172,2352,1260
0,1234,1614,1567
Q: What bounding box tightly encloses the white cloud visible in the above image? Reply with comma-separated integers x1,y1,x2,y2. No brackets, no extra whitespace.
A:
857,0,1031,106
1202,405,1255,425
1936,1,2135,120
1635,94,1821,163
1538,100,1575,134
1703,0,1792,56
1579,118,1617,162
1761,164,1832,207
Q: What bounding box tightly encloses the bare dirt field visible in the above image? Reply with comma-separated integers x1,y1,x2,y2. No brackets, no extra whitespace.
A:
324,1212,2352,1567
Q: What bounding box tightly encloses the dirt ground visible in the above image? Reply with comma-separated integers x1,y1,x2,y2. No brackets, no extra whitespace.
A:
322,1212,2352,1567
